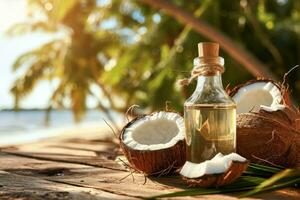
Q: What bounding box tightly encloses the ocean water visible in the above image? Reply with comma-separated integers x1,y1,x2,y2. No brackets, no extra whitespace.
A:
0,110,123,146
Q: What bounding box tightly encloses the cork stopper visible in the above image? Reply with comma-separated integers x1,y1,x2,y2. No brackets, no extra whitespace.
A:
198,42,219,57
178,42,224,85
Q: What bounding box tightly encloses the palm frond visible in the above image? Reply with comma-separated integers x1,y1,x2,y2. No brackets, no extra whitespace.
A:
240,168,300,198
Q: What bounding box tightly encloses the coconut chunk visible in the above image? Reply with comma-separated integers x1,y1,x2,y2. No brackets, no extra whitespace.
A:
180,161,227,178
180,153,246,178
180,153,248,187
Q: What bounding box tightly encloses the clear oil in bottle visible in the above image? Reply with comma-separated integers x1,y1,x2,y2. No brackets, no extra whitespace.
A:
185,104,236,163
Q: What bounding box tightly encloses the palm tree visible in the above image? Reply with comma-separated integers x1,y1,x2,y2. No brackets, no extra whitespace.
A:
9,0,140,127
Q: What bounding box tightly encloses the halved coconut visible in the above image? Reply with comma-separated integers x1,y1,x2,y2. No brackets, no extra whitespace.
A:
180,153,249,187
228,79,289,114
228,78,300,167
120,111,186,176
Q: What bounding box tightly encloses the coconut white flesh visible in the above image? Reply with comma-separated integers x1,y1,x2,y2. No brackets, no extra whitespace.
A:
260,104,285,112
122,112,185,151
211,152,224,161
232,82,282,114
180,153,246,178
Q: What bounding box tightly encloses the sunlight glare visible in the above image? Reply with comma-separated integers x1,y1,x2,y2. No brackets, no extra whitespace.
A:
0,0,27,31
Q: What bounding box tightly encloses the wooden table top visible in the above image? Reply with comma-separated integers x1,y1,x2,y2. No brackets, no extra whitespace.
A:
0,130,299,200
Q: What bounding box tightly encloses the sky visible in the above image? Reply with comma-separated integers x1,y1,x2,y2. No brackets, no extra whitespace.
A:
0,0,54,109
0,0,101,109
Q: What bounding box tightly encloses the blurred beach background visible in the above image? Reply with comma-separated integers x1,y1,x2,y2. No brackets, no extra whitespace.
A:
0,0,299,146
0,110,123,146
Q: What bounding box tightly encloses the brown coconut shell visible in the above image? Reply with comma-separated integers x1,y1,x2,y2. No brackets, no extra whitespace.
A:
236,112,298,167
258,106,300,132
227,78,292,107
287,137,300,168
183,160,249,187
119,115,186,176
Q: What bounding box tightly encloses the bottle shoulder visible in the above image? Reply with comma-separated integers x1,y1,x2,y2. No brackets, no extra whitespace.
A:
185,88,235,106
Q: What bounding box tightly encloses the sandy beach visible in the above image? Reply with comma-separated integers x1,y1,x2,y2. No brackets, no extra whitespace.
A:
0,110,124,147
0,121,123,147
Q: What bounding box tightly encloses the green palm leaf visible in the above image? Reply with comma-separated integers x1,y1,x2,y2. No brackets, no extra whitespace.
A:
240,168,300,198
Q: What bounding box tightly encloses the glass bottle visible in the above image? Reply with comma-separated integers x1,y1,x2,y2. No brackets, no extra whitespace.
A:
184,42,236,163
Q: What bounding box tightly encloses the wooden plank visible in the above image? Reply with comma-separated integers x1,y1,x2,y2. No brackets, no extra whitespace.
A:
0,170,135,200
2,137,119,158
0,137,125,172
1,150,126,171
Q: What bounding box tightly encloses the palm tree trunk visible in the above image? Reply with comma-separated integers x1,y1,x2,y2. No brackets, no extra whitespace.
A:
140,0,277,80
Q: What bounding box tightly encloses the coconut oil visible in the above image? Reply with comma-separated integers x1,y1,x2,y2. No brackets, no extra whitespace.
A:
185,104,236,163
183,42,236,163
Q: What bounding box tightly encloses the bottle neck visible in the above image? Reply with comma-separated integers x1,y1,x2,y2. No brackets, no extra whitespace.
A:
195,72,224,91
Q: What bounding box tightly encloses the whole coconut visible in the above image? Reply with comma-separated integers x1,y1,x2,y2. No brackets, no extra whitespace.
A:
228,79,300,168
